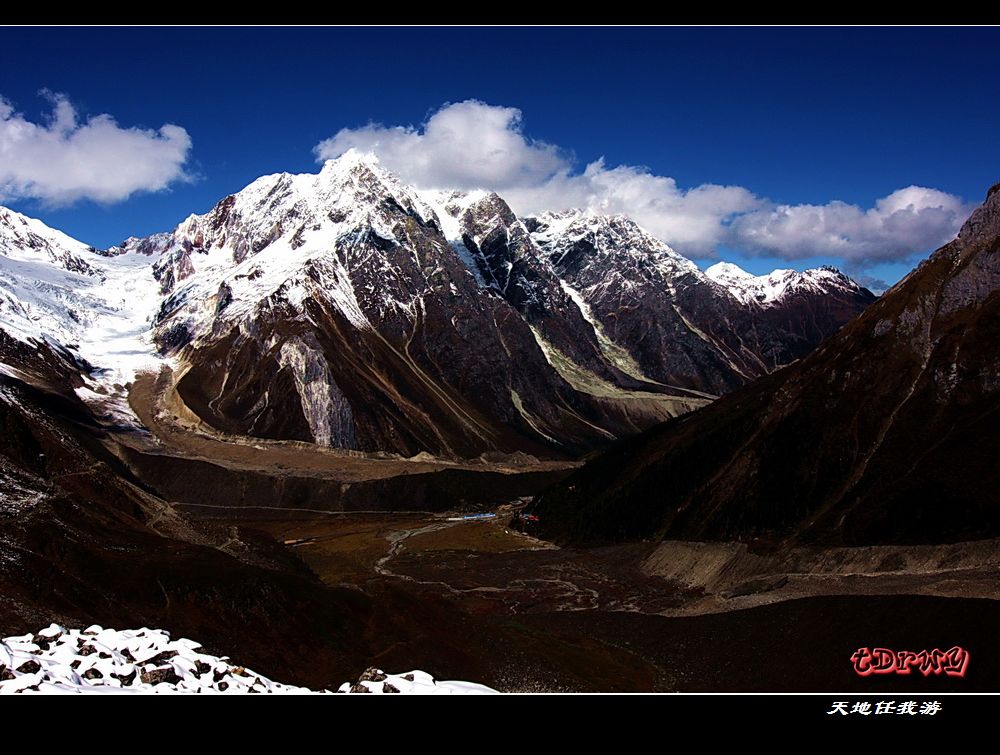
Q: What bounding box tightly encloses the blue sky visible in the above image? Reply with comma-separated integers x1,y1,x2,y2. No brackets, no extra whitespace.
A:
1,26,997,286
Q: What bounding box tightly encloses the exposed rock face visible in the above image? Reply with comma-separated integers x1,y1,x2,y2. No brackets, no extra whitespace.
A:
530,183,1000,547
441,192,640,388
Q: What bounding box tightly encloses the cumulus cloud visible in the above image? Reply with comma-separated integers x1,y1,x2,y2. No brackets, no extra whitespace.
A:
728,186,973,265
316,100,566,191
315,100,973,267
0,92,192,205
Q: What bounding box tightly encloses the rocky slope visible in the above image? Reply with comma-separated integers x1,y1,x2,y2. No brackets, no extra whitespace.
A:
0,333,383,686
529,182,1000,547
0,624,496,694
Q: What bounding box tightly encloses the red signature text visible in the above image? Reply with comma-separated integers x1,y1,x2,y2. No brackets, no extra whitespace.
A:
850,646,969,677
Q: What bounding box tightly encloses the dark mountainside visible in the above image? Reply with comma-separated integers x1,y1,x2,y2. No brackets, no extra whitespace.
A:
530,182,1000,547
0,333,385,686
0,334,586,689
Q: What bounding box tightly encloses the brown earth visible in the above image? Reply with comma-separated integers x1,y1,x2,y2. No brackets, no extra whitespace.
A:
3,337,998,692
195,505,1000,691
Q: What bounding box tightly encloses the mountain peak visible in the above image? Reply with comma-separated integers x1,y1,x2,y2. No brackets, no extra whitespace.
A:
0,205,91,258
707,261,862,306
319,148,384,175
704,261,753,280
956,179,1000,246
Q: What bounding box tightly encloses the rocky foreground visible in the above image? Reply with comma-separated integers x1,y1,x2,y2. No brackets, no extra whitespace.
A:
0,625,497,695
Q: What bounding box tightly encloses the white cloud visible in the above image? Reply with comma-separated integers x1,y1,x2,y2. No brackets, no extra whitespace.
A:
728,186,973,265
509,161,762,255
315,100,564,191
0,92,192,205
315,100,973,267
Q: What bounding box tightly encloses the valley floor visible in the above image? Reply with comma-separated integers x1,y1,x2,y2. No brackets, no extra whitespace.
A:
183,504,1000,692
22,366,995,693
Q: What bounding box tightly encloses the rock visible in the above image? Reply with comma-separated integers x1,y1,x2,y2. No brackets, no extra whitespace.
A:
0,665,15,681
16,660,41,674
112,670,137,686
383,682,400,693
140,667,183,686
218,681,229,691
143,650,178,665
402,673,415,682
82,668,104,680
349,683,372,693
358,667,386,682
195,661,211,676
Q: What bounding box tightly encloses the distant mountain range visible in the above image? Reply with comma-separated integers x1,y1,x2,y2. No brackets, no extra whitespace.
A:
0,151,873,458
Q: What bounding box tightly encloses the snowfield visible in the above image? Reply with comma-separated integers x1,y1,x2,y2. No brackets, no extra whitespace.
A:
0,625,498,695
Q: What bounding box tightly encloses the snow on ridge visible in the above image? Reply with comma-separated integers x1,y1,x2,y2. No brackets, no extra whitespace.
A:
705,261,860,306
417,189,489,287
136,149,464,343
704,261,754,281
0,624,498,695
0,206,91,260
528,208,704,286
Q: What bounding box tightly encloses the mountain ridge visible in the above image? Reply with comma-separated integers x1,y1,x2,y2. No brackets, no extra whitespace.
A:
528,180,1000,546
0,151,875,458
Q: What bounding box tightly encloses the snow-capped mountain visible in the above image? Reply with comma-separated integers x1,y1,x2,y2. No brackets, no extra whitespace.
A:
117,151,702,456
424,191,654,387
0,151,874,457
704,260,878,354
705,261,870,306
0,207,164,410
527,210,876,394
